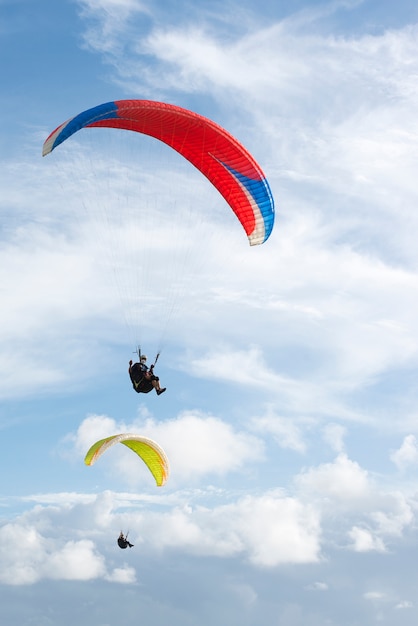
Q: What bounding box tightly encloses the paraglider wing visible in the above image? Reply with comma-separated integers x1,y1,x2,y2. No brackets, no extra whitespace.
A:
84,433,170,486
42,99,275,245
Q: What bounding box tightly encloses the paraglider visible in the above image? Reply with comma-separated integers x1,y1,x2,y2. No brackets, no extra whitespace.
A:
84,433,170,486
42,99,275,246
129,354,166,395
117,531,134,549
43,100,275,389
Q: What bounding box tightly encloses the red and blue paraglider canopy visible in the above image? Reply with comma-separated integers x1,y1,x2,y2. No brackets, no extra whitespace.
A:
43,99,275,246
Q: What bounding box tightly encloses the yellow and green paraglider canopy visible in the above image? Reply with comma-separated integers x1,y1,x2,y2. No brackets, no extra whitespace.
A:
84,433,169,486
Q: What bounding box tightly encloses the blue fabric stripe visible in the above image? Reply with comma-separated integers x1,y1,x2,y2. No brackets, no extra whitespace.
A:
221,162,275,242
52,101,119,152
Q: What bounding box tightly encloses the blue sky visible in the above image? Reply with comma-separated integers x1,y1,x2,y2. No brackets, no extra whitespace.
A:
2,0,418,623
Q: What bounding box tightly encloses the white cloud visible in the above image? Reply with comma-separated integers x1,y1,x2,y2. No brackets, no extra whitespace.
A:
148,412,265,482
348,526,386,553
295,453,416,549
185,343,362,423
390,434,418,470
45,540,107,580
322,423,346,453
370,496,414,537
0,181,122,399
65,414,121,458
364,591,386,601
188,345,286,390
227,493,322,567
295,453,371,506
77,0,149,54
0,524,48,585
65,411,265,486
141,491,322,567
105,565,137,584
0,494,141,585
0,487,321,586
305,581,328,591
395,600,413,609
0,523,106,585
250,406,309,454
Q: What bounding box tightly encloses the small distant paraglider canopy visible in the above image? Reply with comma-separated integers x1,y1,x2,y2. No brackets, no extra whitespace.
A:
84,433,170,486
42,99,275,246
